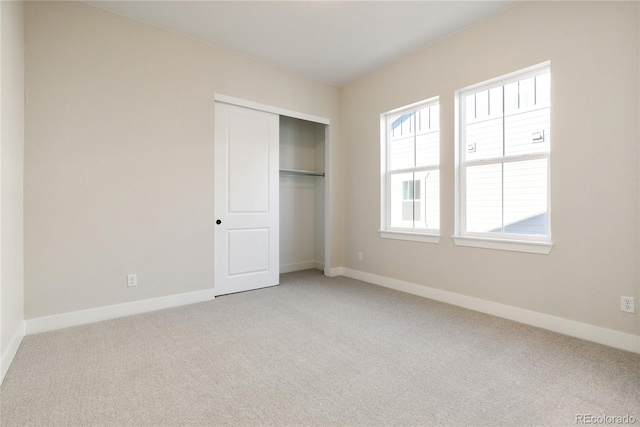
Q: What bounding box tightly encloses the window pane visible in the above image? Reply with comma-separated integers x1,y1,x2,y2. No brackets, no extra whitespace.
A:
391,171,439,230
504,107,550,156
402,181,412,200
401,113,413,135
416,105,438,167
430,105,440,130
389,136,414,170
416,131,439,167
411,173,427,228
504,81,518,113
536,72,550,107
465,94,476,122
519,76,535,109
489,87,503,118
415,170,439,230
389,112,415,170
465,117,503,161
504,159,548,236
416,107,430,133
476,90,489,119
466,164,502,233
414,180,422,199
389,112,414,139
390,172,414,228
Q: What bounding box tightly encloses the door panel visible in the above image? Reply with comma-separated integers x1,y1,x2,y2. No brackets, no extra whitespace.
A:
228,114,270,213
214,102,279,296
228,228,270,275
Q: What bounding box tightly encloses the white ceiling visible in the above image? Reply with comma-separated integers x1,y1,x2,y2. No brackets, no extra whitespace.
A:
86,1,518,86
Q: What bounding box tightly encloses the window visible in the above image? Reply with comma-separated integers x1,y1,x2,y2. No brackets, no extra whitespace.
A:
381,98,440,243
455,63,552,254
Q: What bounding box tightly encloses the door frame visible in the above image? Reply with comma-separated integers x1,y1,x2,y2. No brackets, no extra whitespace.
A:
214,94,332,277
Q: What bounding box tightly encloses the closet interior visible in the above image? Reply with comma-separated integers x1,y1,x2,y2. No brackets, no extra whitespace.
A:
279,116,327,274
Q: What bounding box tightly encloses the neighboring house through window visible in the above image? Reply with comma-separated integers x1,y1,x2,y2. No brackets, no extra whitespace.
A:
380,97,440,243
454,62,552,254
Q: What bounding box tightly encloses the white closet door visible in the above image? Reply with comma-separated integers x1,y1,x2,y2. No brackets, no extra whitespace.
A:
214,102,279,295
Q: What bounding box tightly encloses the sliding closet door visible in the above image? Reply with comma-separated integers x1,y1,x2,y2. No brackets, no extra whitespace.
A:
214,102,279,295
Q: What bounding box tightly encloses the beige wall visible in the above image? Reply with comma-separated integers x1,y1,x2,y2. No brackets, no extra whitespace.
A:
1,0,25,362
24,1,341,319
22,1,640,338
341,1,640,335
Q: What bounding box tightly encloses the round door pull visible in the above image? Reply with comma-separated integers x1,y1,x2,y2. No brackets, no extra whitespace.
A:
216,219,222,225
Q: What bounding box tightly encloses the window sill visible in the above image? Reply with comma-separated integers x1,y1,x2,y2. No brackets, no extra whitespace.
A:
452,235,553,254
379,230,440,244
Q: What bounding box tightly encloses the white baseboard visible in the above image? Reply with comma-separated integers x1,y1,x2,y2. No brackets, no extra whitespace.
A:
329,266,344,277
1,322,25,384
280,261,315,274
26,288,216,335
280,261,323,274
340,268,640,354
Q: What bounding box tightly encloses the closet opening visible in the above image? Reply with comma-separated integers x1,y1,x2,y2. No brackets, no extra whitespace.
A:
279,116,328,275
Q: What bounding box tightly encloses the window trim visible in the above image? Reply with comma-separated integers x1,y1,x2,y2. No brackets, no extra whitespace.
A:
452,235,552,255
380,97,440,243
454,62,553,254
380,230,441,244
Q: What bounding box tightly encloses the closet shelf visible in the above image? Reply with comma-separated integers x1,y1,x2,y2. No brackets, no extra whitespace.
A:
279,168,325,177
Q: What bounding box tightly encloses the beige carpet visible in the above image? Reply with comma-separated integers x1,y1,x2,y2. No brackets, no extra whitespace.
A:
1,270,639,426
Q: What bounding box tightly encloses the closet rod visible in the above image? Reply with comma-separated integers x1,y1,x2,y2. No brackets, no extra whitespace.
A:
279,168,325,177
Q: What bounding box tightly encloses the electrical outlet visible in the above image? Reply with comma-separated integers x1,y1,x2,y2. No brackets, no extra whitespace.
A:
621,296,635,313
357,252,363,262
127,274,137,287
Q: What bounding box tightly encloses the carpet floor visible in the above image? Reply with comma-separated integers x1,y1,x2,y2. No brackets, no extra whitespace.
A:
1,269,639,426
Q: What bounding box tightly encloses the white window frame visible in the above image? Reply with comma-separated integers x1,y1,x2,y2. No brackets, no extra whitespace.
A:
454,63,553,254
380,97,440,243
